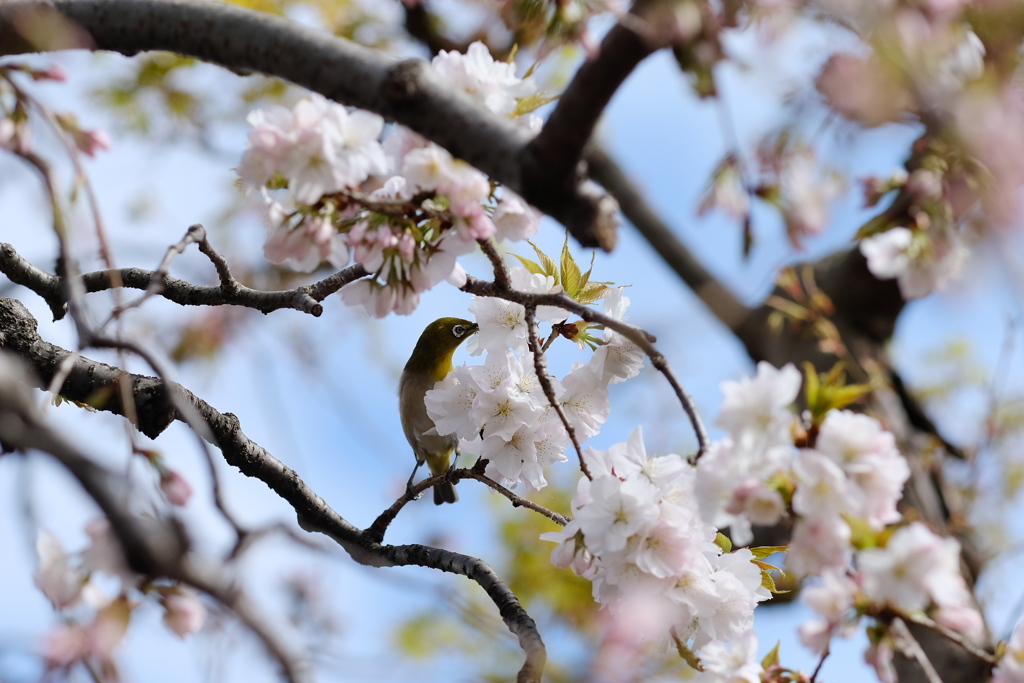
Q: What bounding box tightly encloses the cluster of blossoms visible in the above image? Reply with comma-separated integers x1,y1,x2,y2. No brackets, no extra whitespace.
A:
798,521,985,680
542,427,771,651
699,143,844,248
694,362,910,572
237,42,543,317
532,359,989,680
813,2,990,299
33,520,205,671
425,276,644,489
860,223,968,300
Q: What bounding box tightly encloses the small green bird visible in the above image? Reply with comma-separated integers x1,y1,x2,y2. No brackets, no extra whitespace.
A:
399,317,478,504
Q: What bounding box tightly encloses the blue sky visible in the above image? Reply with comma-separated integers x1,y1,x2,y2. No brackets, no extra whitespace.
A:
0,12,1021,681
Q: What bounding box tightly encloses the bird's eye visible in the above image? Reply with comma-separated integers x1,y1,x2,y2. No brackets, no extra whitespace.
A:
453,324,466,338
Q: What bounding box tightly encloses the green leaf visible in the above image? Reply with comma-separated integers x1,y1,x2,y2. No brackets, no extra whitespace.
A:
671,634,703,671
575,283,610,305
527,240,559,283
714,532,732,553
761,641,781,670
759,567,790,595
580,251,597,287
512,254,545,276
829,383,876,411
560,235,583,299
512,92,559,117
804,360,878,425
749,546,788,560
753,560,790,595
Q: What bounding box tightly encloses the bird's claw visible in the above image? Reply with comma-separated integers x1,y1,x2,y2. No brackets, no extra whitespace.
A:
406,483,421,500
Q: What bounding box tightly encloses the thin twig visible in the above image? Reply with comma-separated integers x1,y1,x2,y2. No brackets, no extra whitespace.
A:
810,640,830,682
478,238,510,289
891,618,944,683
86,332,247,542
0,240,369,318
0,360,310,683
541,326,560,352
0,298,547,683
897,610,997,666
525,305,592,479
463,276,710,457
459,467,570,526
365,462,569,543
98,224,207,330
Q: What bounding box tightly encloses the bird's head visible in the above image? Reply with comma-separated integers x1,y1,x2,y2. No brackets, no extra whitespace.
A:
404,317,479,380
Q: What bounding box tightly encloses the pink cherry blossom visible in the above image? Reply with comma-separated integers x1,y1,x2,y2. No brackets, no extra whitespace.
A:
33,530,85,609
163,589,207,637
160,469,193,506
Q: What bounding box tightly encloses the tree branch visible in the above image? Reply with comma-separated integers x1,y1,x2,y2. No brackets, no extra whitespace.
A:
0,240,369,320
0,296,546,682
462,276,710,456
365,461,568,544
523,2,658,200
0,0,615,249
584,144,751,331
525,305,592,477
0,350,311,683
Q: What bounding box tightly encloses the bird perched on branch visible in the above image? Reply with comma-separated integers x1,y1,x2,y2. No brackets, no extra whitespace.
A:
399,317,478,504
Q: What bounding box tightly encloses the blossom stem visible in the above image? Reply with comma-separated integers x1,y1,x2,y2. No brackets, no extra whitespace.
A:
524,305,592,480
463,276,710,458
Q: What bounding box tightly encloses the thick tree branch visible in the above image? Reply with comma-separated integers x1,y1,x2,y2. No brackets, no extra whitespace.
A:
0,0,614,249
0,296,546,682
523,3,658,201
585,144,751,331
0,240,369,320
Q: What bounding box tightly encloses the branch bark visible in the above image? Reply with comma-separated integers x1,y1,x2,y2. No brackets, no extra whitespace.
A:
0,350,312,683
0,0,614,249
0,240,368,320
0,296,546,682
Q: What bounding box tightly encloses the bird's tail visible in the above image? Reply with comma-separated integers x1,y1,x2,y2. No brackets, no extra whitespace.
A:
433,480,458,505
426,450,458,505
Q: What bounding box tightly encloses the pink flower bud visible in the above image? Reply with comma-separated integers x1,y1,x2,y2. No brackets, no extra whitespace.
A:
160,470,193,506
163,590,206,637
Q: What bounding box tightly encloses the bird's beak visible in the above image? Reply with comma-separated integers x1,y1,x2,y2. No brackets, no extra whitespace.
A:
468,323,480,335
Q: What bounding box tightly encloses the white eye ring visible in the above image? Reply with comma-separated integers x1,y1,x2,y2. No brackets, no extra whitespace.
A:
453,324,466,337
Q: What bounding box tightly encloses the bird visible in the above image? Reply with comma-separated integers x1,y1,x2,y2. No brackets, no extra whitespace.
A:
399,317,478,504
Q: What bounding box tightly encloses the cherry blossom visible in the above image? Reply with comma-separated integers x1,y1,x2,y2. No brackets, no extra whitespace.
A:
492,192,541,242
815,410,909,528
160,469,193,507
715,362,800,446
860,226,967,299
798,570,858,654
544,428,769,649
468,266,563,355
162,589,207,638
264,213,350,273
431,41,538,119
588,288,645,385
857,522,964,612
34,530,86,609
695,630,762,683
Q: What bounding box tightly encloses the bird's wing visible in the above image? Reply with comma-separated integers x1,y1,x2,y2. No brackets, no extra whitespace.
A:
398,372,456,462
